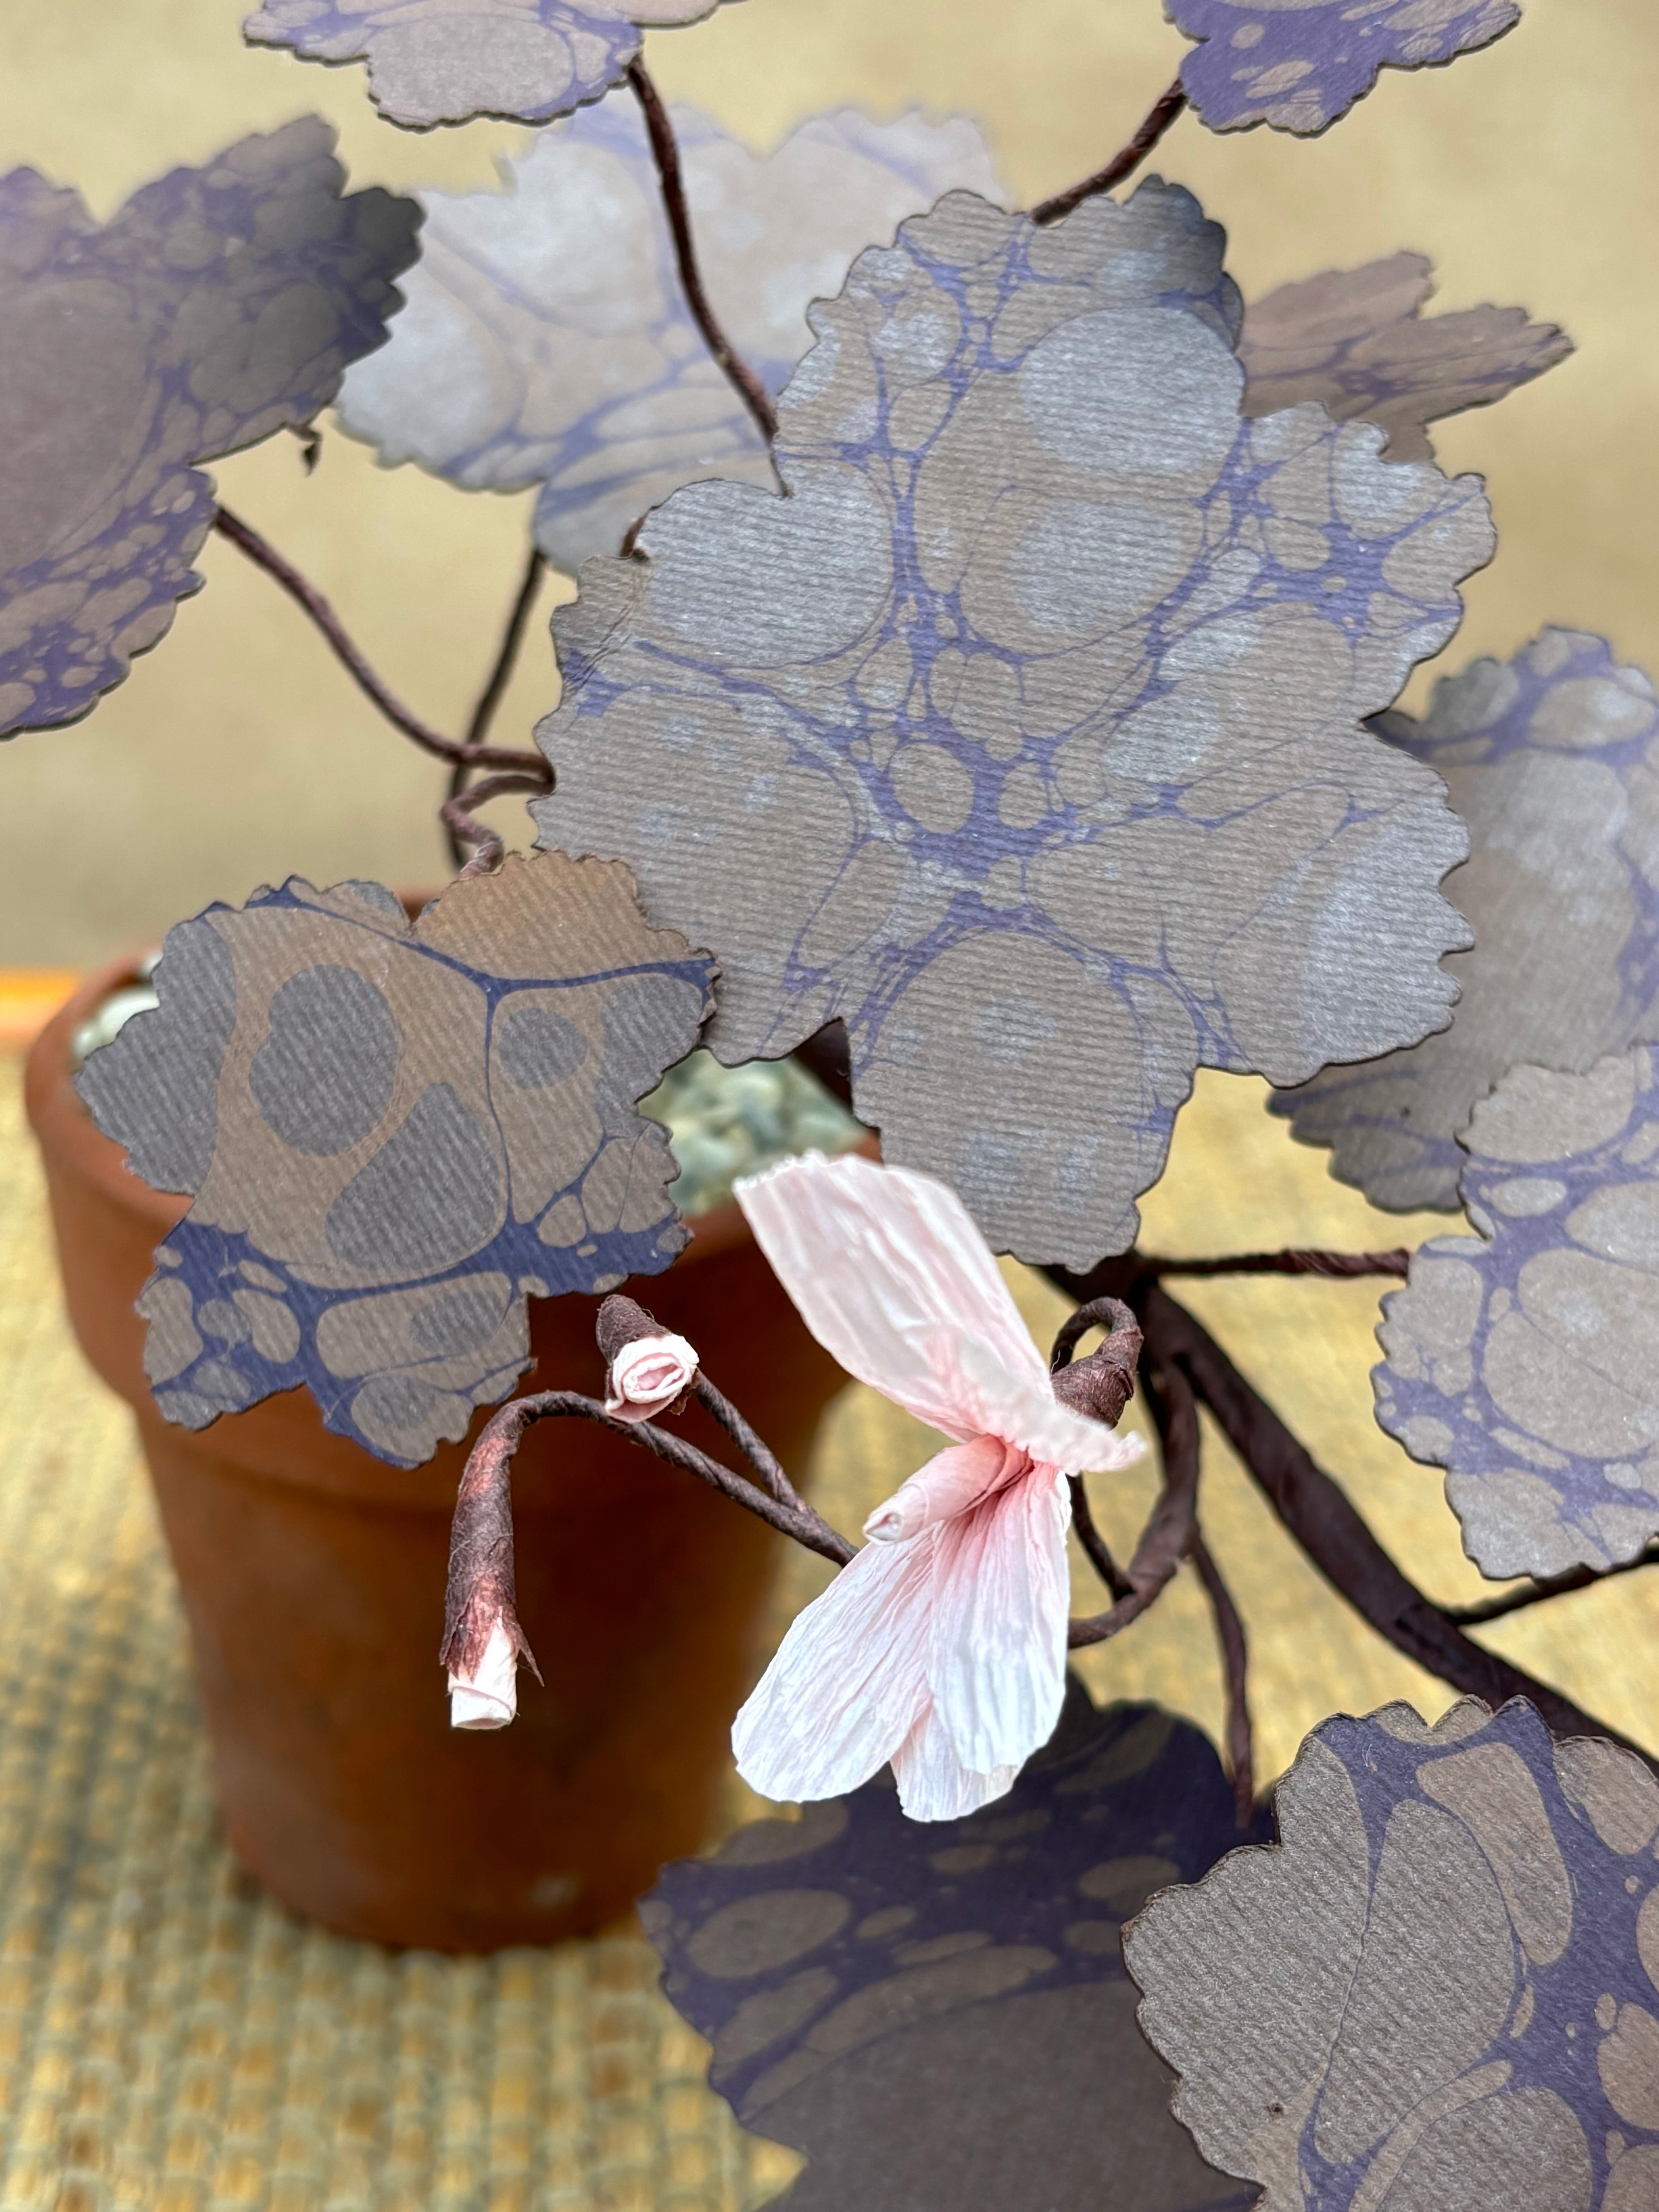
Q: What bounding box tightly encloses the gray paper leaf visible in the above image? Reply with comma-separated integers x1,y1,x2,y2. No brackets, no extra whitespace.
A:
1240,253,1571,464
646,1685,1264,2210
534,182,1492,1270
1375,1046,1659,1580
1169,0,1522,136
76,854,714,1467
1127,1696,1659,2212
336,101,1004,572
244,0,741,129
0,119,419,737
1276,631,1659,1213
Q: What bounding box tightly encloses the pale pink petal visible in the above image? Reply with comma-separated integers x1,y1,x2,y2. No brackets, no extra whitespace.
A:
955,1336,1146,1474
732,1532,934,1804
864,1435,1024,1545
604,1329,698,1423
736,1152,1051,1438
926,1462,1072,1777
891,1697,1020,1821
448,1615,519,1730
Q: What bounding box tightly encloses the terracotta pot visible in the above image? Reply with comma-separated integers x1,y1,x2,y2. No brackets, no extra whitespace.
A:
26,954,850,1951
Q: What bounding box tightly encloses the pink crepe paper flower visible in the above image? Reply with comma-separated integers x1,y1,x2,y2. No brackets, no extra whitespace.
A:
732,1151,1144,1822
605,1329,699,1424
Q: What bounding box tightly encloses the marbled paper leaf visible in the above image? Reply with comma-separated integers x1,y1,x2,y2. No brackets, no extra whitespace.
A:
1374,1047,1659,1580
1167,0,1522,136
336,103,1003,572
1276,632,1659,1213
76,853,714,1468
244,0,741,129
644,1685,1264,2210
1127,1696,1659,2212
0,119,419,738
533,183,1492,1270
1240,253,1571,464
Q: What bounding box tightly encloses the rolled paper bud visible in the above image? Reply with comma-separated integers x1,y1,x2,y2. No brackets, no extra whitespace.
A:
448,1614,520,1730
604,1329,700,1424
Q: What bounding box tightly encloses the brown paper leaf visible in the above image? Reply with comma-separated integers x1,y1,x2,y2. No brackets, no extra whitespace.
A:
1127,1696,1659,2212
1169,0,1523,137
534,182,1492,1269
76,854,714,1466
1240,253,1571,464
244,0,741,129
336,103,1003,570
0,119,419,737
1276,631,1659,1213
646,1684,1264,2209
1375,1046,1659,1580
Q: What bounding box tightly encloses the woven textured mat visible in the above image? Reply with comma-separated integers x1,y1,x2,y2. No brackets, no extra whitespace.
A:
5,1046,1659,2209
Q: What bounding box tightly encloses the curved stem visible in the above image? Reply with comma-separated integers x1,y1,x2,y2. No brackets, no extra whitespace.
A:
694,1374,811,1515
457,1389,853,1568
213,506,548,777
1146,1248,1410,1283
1447,1543,1659,1625
442,769,551,881
1141,1283,1657,1771
1068,1474,1133,1602
1190,1528,1254,1827
1030,78,1188,227
448,543,549,866
1068,1348,1197,1649
627,60,779,448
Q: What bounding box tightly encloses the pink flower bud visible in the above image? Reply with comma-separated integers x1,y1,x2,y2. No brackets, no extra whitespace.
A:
605,1330,699,1424
448,1615,519,1730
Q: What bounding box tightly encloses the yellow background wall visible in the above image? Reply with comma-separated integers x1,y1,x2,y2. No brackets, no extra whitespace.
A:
0,0,1653,963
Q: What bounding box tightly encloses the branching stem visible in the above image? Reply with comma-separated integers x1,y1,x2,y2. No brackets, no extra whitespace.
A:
443,770,553,880
447,543,549,866
213,506,547,778
1446,1542,1659,1625
1030,77,1188,226
1145,1248,1410,1283
1190,1528,1254,1826
627,60,778,448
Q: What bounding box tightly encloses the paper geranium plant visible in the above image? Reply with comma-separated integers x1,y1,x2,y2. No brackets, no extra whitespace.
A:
12,2,1659,2196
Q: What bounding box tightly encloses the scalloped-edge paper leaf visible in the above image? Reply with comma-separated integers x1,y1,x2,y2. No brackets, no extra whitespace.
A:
533,181,1492,1271
1127,1696,1659,2212
76,853,714,1467
1275,631,1659,1214
1168,0,1522,136
336,102,1004,572
1374,1046,1659,1580
0,118,419,739
1240,253,1571,464
244,0,740,129
644,1683,1266,2211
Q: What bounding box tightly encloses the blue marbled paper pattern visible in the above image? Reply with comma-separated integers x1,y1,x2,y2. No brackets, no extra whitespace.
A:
0,119,418,738
1168,0,1522,136
244,0,739,128
336,101,1003,572
1278,632,1659,1215
1129,1696,1659,2212
646,1688,1264,2210
76,855,713,1466
534,183,1492,1269
1374,1046,1659,1580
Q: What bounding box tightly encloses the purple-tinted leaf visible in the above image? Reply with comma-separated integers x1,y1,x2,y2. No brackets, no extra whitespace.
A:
1168,0,1522,136
0,119,419,738
244,0,741,129
1374,1047,1659,1580
645,1684,1265,2210
1128,1696,1659,2209
1240,253,1570,464
533,183,1491,1270
337,101,1004,572
76,854,714,1467
1276,632,1659,1214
